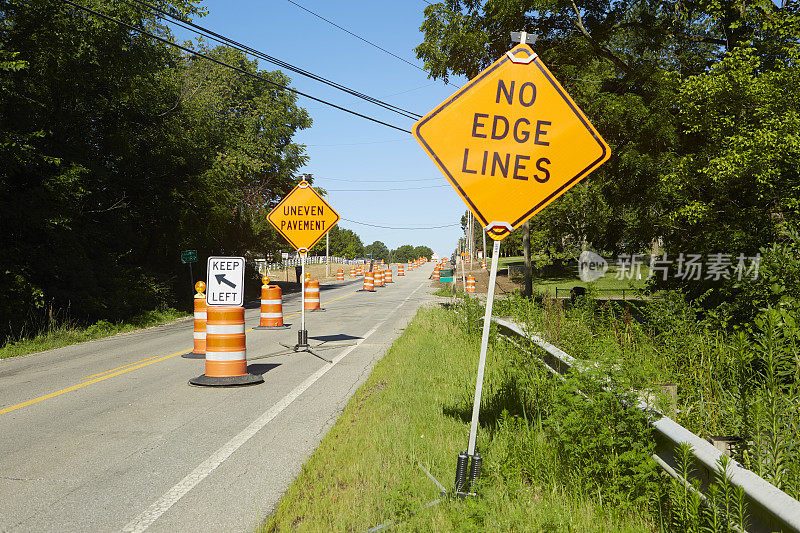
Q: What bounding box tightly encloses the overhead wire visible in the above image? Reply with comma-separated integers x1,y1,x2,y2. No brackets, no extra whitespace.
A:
284,0,460,89
340,217,458,230
284,0,427,73
59,0,412,133
322,184,450,192
124,0,423,120
314,176,440,182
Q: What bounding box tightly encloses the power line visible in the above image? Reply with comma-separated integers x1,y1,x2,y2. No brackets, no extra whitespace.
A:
314,176,440,182
124,0,423,120
323,184,450,192
59,0,412,133
302,138,411,147
341,217,458,230
284,0,428,74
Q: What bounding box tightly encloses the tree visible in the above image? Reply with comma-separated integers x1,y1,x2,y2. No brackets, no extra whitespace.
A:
391,245,416,263
0,1,311,341
310,226,364,259
364,241,390,261
412,245,434,259
416,0,800,302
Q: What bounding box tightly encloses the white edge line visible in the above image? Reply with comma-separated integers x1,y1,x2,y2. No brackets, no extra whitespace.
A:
121,279,428,533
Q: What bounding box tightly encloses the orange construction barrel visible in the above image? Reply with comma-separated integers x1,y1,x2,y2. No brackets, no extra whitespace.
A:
254,279,289,330
360,272,375,292
304,279,322,311
183,281,207,359
466,274,476,293
190,306,262,386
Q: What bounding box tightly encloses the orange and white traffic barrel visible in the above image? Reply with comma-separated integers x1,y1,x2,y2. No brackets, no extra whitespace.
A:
398,265,404,276
184,281,207,359
359,271,375,292
374,269,384,287
350,267,356,278
481,260,487,270
304,279,322,311
466,274,476,293
356,265,363,276
190,306,262,386
254,277,289,330
337,268,344,281
385,269,393,283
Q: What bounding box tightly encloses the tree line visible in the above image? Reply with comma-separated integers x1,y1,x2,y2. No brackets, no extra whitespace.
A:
0,1,434,343
420,0,800,323
308,226,433,264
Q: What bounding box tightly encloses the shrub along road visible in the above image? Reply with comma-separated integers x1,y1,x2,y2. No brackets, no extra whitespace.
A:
0,264,435,532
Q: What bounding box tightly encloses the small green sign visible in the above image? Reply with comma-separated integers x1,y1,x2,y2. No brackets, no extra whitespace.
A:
181,250,198,264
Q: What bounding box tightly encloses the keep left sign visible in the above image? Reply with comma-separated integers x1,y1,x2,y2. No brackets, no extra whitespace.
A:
206,256,245,306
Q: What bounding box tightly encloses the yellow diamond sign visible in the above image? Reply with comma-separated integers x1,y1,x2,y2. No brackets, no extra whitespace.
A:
413,44,610,240
267,181,339,254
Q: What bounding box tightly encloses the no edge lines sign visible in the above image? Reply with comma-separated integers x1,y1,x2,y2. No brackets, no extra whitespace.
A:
267,181,340,254
413,44,611,240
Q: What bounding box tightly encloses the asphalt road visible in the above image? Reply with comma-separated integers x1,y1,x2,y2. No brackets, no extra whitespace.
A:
0,264,435,532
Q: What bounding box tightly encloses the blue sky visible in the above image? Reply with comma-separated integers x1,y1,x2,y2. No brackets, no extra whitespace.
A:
183,0,471,258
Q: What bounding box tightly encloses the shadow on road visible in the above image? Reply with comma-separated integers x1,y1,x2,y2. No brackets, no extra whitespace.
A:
247,363,281,376
309,333,363,343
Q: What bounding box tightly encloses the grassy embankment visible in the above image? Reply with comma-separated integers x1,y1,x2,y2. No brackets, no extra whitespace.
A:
0,308,188,360
263,304,654,532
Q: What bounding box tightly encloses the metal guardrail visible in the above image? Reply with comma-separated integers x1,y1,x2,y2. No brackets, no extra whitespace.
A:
491,317,800,533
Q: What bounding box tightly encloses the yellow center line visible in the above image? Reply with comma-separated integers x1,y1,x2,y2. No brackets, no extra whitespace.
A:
3,288,362,415
82,354,165,380
0,349,189,416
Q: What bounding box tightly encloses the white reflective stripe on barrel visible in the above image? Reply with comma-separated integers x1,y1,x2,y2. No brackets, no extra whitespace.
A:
305,288,320,293
260,312,283,318
194,312,207,319
206,324,245,335
306,297,320,302
205,350,246,361
260,299,282,305
193,332,206,339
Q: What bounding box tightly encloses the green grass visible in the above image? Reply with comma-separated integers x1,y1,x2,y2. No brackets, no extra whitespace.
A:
528,265,650,296
0,308,188,359
493,256,649,296
262,306,654,532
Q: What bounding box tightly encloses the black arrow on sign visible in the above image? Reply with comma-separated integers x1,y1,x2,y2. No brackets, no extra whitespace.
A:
215,274,237,289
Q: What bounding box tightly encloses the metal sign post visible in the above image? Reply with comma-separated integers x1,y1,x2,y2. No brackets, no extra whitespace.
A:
300,251,306,343
467,239,500,456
